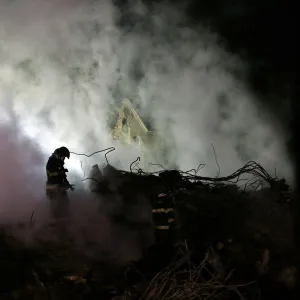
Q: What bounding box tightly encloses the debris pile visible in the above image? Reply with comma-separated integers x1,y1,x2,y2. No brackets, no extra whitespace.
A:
138,246,255,300
0,158,296,299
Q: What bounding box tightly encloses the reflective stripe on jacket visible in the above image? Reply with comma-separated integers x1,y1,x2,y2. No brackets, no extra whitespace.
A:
152,194,176,230
46,154,68,185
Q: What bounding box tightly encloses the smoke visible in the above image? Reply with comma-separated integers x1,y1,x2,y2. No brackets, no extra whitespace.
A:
114,3,292,179
0,0,292,182
0,110,153,264
0,118,46,223
0,0,152,262
0,0,294,268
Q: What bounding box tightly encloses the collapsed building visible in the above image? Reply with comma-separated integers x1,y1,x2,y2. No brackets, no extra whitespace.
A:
85,157,295,299
108,99,170,169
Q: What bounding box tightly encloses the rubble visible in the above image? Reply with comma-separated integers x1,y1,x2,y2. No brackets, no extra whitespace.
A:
0,160,297,299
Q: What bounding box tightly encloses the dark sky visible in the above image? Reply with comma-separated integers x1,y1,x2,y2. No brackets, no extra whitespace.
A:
187,0,297,112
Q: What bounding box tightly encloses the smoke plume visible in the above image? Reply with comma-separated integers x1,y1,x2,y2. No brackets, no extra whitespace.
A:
0,0,293,229
0,0,292,181
0,110,153,264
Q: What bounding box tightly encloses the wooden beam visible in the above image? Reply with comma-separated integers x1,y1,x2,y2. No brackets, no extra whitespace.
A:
122,99,148,133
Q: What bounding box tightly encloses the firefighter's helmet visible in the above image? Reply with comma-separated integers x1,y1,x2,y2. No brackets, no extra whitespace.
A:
55,146,70,159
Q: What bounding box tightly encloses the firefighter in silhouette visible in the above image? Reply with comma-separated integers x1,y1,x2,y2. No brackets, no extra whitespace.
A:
147,171,183,274
124,181,179,295
46,146,74,219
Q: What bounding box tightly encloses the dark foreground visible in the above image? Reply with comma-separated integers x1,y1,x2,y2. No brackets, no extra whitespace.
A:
0,162,296,299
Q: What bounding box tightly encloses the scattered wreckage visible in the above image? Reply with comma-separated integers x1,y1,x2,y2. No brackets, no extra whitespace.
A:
0,155,295,299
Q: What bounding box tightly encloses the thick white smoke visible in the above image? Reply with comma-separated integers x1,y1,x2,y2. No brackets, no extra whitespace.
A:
0,120,46,223
0,0,292,185
0,109,153,264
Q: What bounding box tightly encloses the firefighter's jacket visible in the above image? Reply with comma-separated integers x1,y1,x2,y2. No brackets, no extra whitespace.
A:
46,154,69,186
152,193,176,231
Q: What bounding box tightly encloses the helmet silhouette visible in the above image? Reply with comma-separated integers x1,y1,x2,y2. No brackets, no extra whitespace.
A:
55,146,70,159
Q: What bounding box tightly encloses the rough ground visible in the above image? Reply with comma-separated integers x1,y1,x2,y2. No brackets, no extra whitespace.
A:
0,161,296,300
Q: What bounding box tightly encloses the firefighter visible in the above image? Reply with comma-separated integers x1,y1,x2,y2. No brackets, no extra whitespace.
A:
46,146,73,219
152,192,177,233
122,183,181,293
142,191,177,275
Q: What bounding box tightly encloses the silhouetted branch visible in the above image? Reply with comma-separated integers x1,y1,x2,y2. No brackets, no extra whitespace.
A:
211,143,220,178
70,147,116,164
130,157,141,172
